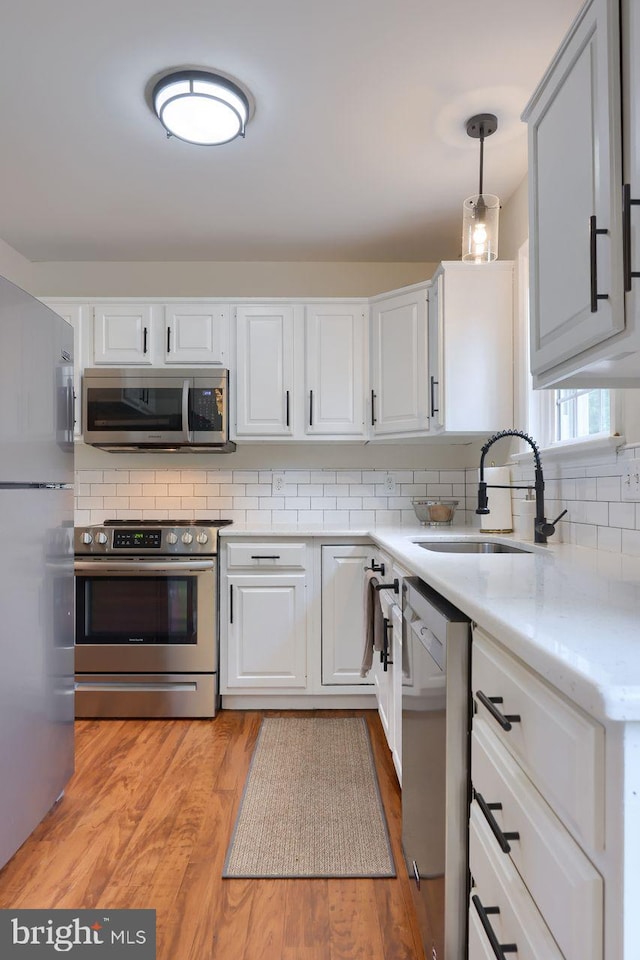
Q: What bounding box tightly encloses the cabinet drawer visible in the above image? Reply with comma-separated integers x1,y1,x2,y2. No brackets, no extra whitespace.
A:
469,803,564,960
472,628,604,850
226,542,306,569
472,718,602,960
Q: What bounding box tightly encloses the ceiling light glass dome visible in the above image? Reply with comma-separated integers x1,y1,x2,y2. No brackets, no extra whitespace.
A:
152,70,250,146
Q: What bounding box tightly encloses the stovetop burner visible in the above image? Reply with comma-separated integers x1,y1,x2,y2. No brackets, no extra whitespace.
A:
103,519,234,527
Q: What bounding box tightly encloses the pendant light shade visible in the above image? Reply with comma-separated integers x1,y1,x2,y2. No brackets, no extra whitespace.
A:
152,70,250,145
462,113,499,262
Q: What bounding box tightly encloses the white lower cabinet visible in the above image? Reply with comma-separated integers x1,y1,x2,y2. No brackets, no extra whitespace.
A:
471,626,604,960
469,804,565,960
225,574,307,689
321,544,373,685
220,538,376,704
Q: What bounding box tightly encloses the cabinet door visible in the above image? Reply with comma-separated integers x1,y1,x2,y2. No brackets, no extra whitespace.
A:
391,603,403,783
226,575,307,688
427,276,444,430
371,288,428,435
93,303,153,364
235,305,294,436
164,303,229,364
305,304,366,437
372,630,393,741
321,545,372,685
525,0,624,377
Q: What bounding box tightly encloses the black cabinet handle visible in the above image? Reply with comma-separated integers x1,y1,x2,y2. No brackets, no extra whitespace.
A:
476,691,521,731
309,389,313,427
143,326,148,354
382,618,393,672
365,560,385,576
250,555,281,560
371,389,377,426
229,584,233,624
472,896,517,959
373,579,399,595
623,183,640,293
430,375,439,415
589,214,609,313
167,326,171,353
285,389,290,428
474,790,520,854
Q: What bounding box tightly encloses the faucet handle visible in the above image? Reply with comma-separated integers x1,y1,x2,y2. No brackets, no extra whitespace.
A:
538,509,568,539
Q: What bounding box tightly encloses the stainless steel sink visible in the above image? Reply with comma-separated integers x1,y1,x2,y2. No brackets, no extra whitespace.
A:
413,540,533,554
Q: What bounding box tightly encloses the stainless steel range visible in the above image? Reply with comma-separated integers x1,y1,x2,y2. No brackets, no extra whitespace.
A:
74,519,231,718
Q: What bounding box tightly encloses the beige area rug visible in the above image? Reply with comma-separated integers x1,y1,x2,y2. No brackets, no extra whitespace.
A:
223,716,396,878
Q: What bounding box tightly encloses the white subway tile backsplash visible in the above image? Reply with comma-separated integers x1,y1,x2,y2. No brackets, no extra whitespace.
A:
597,526,622,553
232,471,260,483
75,453,638,555
621,529,640,556
609,502,636,529
596,476,621,501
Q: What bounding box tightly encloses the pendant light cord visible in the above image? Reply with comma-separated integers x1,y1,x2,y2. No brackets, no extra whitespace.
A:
478,123,485,197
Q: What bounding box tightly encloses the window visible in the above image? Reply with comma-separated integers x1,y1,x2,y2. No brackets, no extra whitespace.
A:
555,389,610,442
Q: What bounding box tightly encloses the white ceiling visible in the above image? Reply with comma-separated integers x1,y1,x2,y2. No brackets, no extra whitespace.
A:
1,0,582,264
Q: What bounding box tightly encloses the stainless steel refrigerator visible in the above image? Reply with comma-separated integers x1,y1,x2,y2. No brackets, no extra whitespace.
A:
0,276,75,871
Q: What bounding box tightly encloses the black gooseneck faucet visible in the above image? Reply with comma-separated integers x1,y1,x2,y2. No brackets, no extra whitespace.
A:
476,430,567,544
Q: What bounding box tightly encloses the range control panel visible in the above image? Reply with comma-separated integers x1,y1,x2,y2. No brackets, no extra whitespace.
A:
113,530,162,549
74,520,232,557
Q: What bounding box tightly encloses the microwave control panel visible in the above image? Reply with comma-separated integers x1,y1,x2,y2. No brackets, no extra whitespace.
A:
189,387,223,430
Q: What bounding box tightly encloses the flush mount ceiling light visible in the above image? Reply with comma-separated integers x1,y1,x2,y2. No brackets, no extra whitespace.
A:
462,113,499,262
152,69,250,145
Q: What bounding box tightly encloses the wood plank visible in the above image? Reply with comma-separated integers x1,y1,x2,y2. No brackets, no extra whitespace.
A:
0,710,425,960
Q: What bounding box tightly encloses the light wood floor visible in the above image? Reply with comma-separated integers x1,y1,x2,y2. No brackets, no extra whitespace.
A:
0,709,426,960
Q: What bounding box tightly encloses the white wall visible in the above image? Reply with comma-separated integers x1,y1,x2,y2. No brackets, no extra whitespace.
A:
27,259,438,300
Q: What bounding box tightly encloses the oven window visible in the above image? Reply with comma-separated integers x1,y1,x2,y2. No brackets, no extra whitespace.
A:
76,576,196,644
85,387,184,433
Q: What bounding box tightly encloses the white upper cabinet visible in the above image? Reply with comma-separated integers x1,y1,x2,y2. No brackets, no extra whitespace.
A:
234,304,295,437
234,301,367,441
427,262,514,434
92,301,230,367
304,304,367,438
370,285,429,437
163,303,228,364
93,303,153,365
523,0,640,386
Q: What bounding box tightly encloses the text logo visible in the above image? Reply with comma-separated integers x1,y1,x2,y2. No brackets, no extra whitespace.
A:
0,910,156,958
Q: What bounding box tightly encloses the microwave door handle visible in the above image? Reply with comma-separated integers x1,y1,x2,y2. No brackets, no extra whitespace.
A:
182,380,193,443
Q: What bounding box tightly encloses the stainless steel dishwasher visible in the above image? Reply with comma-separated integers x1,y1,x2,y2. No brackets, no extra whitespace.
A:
402,577,471,960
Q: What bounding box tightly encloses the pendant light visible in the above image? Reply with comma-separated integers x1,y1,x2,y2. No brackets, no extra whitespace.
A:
152,70,250,146
462,113,499,262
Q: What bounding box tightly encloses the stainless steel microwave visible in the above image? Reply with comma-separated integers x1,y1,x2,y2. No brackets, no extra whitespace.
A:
82,367,235,451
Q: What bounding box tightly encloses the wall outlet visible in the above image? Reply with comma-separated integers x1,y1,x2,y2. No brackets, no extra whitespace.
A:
383,473,396,494
273,473,285,493
622,458,640,501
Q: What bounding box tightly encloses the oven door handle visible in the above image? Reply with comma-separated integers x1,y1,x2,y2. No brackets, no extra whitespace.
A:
74,559,215,572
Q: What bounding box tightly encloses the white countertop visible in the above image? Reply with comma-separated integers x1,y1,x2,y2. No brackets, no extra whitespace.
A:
220,522,640,723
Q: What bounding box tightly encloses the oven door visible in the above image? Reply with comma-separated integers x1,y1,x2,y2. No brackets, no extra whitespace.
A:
74,558,216,673
83,374,192,446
